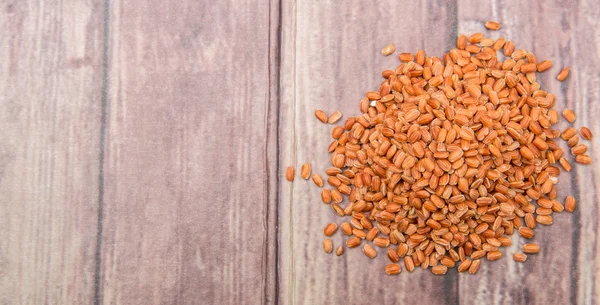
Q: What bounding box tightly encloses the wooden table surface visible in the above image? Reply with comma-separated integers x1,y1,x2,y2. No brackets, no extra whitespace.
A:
1,0,599,304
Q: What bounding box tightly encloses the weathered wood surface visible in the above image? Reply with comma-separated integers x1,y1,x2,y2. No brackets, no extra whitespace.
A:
278,1,460,305
97,0,279,304
1,0,600,304
0,1,105,304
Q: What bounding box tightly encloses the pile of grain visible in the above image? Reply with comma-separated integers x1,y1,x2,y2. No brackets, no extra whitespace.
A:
287,21,593,275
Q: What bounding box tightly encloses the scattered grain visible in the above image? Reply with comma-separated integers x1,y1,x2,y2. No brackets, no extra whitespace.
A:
513,253,527,262
580,127,593,140
315,110,328,123
522,243,540,254
562,109,576,122
328,111,343,124
324,239,333,253
336,246,344,256
363,244,377,258
575,155,592,164
312,174,324,187
385,263,401,275
556,67,570,81
301,164,311,179
321,189,331,204
469,259,481,274
431,265,448,275
382,43,396,56
484,21,501,30
285,166,294,182
324,223,338,236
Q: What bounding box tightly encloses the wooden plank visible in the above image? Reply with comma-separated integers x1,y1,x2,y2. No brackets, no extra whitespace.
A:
456,0,600,304
99,1,279,304
571,1,600,303
278,1,459,304
0,1,105,304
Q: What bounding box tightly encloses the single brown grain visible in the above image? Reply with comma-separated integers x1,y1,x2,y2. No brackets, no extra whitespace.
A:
300,163,311,179
381,43,396,56
565,196,577,212
557,67,570,81
285,166,294,182
336,246,344,256
324,223,338,236
385,263,401,275
484,21,500,30
575,154,592,164
363,244,377,258
562,109,576,122
312,174,324,187
513,253,527,262
522,243,540,254
315,110,328,123
323,239,333,253
431,265,448,275
580,127,593,140
328,111,343,124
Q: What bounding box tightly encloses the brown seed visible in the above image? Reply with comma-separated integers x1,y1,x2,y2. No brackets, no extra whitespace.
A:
571,144,588,155
399,53,414,62
565,196,576,212
536,215,553,225
562,109,576,122
457,259,472,272
336,246,344,256
347,237,361,248
373,237,390,248
575,154,592,164
300,163,311,179
323,239,333,253
353,228,367,239
328,111,343,124
518,227,534,239
366,228,379,241
385,263,402,275
580,127,593,140
469,32,483,44
484,21,500,30
321,189,331,204
487,251,502,261
285,166,294,182
340,222,352,235
431,265,448,275
330,189,343,203
559,158,572,172
457,34,467,50
513,253,527,262
331,126,344,139
556,67,570,81
468,259,481,274
382,43,396,56
324,223,338,236
387,248,400,262
404,256,415,272
312,174,324,187
314,110,328,123
537,60,552,72
562,127,577,140
522,243,540,254
363,244,377,258
567,135,580,147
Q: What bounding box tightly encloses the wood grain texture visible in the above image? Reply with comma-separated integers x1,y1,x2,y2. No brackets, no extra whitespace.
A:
3,0,600,304
457,1,600,304
0,1,105,304
98,0,279,304
278,1,459,304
